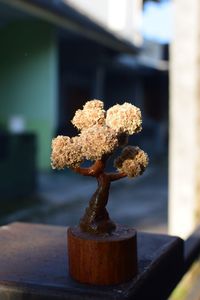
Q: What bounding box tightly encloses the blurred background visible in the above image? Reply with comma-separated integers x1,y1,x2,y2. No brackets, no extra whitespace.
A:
1,0,200,298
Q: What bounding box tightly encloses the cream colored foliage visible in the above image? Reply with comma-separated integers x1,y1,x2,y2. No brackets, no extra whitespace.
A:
71,99,105,131
114,146,148,178
80,125,119,160
106,102,142,134
51,100,146,171
51,135,83,169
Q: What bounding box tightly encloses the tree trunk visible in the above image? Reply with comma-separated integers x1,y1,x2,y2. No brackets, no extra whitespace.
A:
79,173,116,234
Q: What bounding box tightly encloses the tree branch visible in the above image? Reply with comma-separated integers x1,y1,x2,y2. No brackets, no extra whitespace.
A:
73,160,106,177
107,172,127,182
73,166,93,176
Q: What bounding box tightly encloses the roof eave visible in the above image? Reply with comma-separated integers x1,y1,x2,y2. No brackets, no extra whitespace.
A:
0,0,139,54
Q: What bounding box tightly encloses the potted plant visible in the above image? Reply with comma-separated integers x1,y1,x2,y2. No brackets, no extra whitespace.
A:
51,100,148,285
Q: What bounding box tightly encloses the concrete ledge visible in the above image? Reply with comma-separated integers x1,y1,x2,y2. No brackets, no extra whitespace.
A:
0,222,183,300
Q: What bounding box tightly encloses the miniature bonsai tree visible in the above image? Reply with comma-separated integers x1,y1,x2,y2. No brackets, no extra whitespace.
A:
51,100,148,234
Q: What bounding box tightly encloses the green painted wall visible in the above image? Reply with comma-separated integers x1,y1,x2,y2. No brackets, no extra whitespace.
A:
0,21,58,170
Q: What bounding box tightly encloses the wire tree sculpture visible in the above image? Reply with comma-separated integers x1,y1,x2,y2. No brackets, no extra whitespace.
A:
51,100,148,234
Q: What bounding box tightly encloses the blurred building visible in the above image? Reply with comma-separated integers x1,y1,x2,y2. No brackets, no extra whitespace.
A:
64,0,144,46
0,0,168,177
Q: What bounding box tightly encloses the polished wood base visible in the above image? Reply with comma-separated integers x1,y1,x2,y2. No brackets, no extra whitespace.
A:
67,225,138,285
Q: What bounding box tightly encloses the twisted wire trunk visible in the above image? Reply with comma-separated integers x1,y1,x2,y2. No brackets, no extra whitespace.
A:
79,173,116,234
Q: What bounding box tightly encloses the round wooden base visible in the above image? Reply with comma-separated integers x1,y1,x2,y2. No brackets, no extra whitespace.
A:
67,225,138,285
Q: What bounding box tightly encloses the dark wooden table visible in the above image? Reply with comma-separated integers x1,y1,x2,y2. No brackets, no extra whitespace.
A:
0,222,184,300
